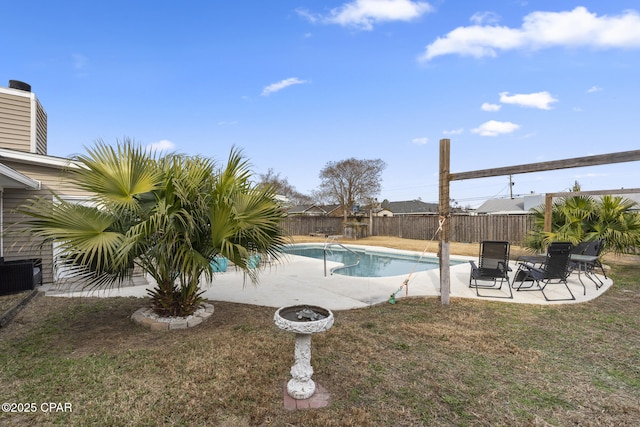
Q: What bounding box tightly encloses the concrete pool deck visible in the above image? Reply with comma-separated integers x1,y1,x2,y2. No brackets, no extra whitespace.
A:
43,246,613,310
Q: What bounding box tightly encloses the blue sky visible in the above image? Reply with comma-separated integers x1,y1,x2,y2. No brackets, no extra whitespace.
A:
3,0,640,207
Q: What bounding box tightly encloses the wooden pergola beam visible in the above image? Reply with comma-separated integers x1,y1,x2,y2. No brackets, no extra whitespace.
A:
449,150,640,181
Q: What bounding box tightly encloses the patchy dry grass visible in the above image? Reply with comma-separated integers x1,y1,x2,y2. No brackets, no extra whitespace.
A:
0,290,32,316
1,237,639,426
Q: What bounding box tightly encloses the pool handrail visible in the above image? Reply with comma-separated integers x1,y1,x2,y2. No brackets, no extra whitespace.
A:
323,236,361,277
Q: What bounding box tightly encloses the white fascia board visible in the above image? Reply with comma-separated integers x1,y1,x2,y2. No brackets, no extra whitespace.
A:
0,162,41,190
0,86,34,98
0,148,79,169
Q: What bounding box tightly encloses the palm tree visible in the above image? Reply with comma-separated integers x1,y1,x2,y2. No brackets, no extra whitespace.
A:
18,139,287,316
525,191,640,256
588,195,640,254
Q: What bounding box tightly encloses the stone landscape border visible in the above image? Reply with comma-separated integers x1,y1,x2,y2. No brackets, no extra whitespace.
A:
0,289,40,328
131,302,215,330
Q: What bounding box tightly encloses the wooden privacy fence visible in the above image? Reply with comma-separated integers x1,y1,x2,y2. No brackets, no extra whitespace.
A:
281,214,535,245
280,216,345,237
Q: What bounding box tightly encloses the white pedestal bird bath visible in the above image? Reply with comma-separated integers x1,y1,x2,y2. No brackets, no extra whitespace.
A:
274,305,334,400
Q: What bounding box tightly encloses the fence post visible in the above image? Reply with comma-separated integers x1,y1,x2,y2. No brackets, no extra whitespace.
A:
544,194,553,233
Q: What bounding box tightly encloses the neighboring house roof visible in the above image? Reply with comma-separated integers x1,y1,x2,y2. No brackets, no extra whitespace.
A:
616,193,640,207
286,204,341,216
475,198,527,215
476,194,545,214
275,194,289,204
323,204,341,215
287,205,326,215
382,200,439,215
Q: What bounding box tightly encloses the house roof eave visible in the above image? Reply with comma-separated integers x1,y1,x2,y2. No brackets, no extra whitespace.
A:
0,148,79,170
0,162,41,190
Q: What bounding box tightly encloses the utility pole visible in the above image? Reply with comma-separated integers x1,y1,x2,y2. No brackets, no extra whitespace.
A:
509,174,514,199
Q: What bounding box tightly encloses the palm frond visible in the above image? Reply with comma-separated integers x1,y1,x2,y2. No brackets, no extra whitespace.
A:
71,138,162,213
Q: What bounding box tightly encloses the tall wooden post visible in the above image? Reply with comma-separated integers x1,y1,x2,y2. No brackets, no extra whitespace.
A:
438,139,451,305
544,194,553,233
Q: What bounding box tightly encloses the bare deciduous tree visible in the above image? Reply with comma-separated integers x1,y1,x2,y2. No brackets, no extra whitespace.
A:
257,168,314,206
318,158,386,220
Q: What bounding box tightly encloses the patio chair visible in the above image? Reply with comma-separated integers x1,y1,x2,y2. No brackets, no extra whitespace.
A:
469,241,513,299
569,239,607,290
513,242,575,301
582,239,607,279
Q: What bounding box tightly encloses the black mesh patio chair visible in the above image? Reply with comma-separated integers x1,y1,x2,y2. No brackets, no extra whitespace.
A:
469,241,513,299
582,239,607,279
571,241,591,256
569,239,607,290
513,242,575,301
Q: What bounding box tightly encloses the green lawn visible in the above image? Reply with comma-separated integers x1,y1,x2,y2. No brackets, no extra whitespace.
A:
1,263,639,426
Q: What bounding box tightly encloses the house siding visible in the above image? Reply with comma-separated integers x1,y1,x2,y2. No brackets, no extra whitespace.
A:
4,160,89,197
1,161,91,284
34,98,47,155
2,187,53,283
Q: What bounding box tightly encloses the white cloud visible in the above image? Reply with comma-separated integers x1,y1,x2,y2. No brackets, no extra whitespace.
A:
574,172,607,179
71,53,89,77
411,137,429,145
296,8,319,24
470,11,500,25
471,120,520,136
148,140,175,152
443,128,464,135
261,77,308,96
481,102,501,112
587,85,603,93
499,91,557,110
72,53,88,70
300,0,433,31
519,132,537,139
420,7,640,61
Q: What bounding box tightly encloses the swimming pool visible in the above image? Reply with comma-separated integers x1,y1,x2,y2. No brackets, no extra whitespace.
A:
282,244,463,278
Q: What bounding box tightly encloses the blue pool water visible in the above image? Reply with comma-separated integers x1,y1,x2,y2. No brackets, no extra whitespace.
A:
283,244,463,278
